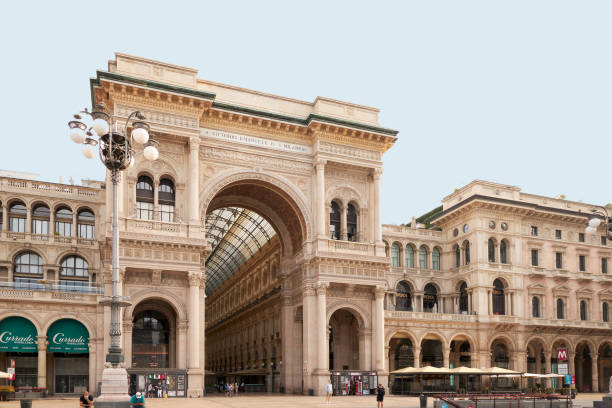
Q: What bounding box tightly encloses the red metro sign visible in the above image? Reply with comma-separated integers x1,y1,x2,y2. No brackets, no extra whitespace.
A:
557,349,568,360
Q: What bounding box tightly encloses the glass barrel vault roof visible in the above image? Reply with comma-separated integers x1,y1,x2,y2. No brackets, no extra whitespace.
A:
205,207,276,296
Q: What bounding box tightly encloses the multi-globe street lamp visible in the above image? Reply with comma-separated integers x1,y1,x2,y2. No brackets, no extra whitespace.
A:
585,206,612,240
68,103,158,404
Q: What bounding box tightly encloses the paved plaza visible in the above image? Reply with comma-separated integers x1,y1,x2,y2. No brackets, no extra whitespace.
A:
0,394,605,408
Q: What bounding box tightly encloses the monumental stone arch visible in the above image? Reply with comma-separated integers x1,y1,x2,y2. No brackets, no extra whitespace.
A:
87,53,397,397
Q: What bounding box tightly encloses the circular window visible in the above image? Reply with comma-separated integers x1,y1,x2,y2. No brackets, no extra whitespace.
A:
463,224,469,233
501,222,508,231
453,228,459,237
489,221,496,230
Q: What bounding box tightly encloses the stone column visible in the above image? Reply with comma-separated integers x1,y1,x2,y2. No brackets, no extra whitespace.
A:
488,290,493,315
316,283,329,374
280,292,294,393
177,321,188,369
443,347,450,368
88,342,97,394
123,322,133,369
592,354,599,392
49,209,55,237
37,336,47,389
302,284,317,394
26,205,32,234
187,272,202,396
188,137,200,224
1,202,8,237
414,346,422,368
315,159,327,238
372,169,382,242
375,287,386,373
568,350,575,379
71,209,77,238
340,205,347,241
544,351,552,388
153,179,159,220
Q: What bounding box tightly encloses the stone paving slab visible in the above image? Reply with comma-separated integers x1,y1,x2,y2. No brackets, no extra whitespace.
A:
3,394,605,408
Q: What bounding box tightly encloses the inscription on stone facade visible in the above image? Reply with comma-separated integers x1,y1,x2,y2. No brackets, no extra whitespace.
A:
202,128,312,155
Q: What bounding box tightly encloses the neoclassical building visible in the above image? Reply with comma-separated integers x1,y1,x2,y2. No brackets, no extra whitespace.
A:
0,54,610,397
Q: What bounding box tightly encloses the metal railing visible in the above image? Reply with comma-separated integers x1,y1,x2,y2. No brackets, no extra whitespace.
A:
0,280,103,294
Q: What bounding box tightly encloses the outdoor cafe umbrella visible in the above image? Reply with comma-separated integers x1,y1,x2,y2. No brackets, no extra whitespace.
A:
0,371,10,379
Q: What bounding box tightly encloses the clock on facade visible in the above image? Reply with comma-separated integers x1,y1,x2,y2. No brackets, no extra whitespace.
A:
463,224,469,233
501,222,508,231
489,221,496,229
453,228,459,237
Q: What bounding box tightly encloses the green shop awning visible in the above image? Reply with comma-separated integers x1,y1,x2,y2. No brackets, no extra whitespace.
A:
48,319,89,353
0,317,38,352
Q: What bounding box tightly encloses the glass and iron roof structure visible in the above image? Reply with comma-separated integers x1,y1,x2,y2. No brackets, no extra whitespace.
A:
205,207,276,296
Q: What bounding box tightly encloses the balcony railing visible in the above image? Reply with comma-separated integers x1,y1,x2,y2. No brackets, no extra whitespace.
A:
385,310,477,322
0,280,103,294
0,231,97,245
0,177,102,201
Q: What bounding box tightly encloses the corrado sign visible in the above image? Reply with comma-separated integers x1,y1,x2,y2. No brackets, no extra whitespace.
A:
47,319,89,353
0,317,37,352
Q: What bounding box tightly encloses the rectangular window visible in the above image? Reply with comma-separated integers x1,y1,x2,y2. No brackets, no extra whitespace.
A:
531,226,538,236
55,221,72,237
579,255,586,272
77,224,95,239
531,249,539,266
136,201,153,220
32,219,49,235
603,258,608,274
602,236,607,246
555,252,563,269
579,233,585,243
9,217,26,233
159,204,175,223
555,229,562,239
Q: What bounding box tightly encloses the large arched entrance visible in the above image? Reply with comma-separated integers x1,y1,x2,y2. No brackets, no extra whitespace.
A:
574,341,593,392
128,298,183,397
202,175,311,395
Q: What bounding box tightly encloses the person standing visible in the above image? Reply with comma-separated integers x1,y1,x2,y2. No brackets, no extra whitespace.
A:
376,383,385,408
325,379,333,403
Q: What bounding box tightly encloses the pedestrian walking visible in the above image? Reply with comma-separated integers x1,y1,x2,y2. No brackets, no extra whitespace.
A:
376,383,385,408
225,383,230,397
325,379,333,403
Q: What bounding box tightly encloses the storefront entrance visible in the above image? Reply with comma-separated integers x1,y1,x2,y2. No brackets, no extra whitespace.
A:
330,371,378,396
128,370,187,397
47,319,89,394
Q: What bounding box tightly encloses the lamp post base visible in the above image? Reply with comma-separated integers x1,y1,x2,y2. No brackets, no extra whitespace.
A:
94,365,131,408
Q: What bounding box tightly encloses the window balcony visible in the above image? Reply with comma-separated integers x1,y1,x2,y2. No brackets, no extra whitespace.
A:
0,231,97,246
524,317,612,330
385,310,477,323
0,279,103,294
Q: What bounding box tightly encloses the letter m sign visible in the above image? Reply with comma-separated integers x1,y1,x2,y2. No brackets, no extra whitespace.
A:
557,349,568,360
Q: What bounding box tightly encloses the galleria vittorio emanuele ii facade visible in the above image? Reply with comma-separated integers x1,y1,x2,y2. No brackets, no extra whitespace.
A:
0,53,610,398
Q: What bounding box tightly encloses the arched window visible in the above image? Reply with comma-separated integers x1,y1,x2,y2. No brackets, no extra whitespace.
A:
132,310,170,368
423,283,438,313
500,240,508,264
419,245,428,269
532,297,540,318
14,252,43,275
158,178,175,222
458,281,468,313
455,245,461,268
9,201,27,232
492,279,505,315
347,203,357,242
580,300,587,321
432,248,441,270
60,255,89,278
603,302,609,322
492,343,510,369
136,175,154,220
557,298,564,319
32,204,50,235
396,281,412,311
488,238,495,262
329,201,341,240
60,255,90,292
55,206,73,237
405,245,414,268
77,209,95,239
464,241,470,265
391,243,401,267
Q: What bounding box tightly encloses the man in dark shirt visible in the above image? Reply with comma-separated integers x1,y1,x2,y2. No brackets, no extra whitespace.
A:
79,390,94,407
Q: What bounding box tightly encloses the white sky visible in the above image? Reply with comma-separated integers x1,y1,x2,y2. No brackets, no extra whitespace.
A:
0,1,610,224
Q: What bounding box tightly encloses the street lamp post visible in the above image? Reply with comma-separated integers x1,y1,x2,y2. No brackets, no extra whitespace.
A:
68,103,158,406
